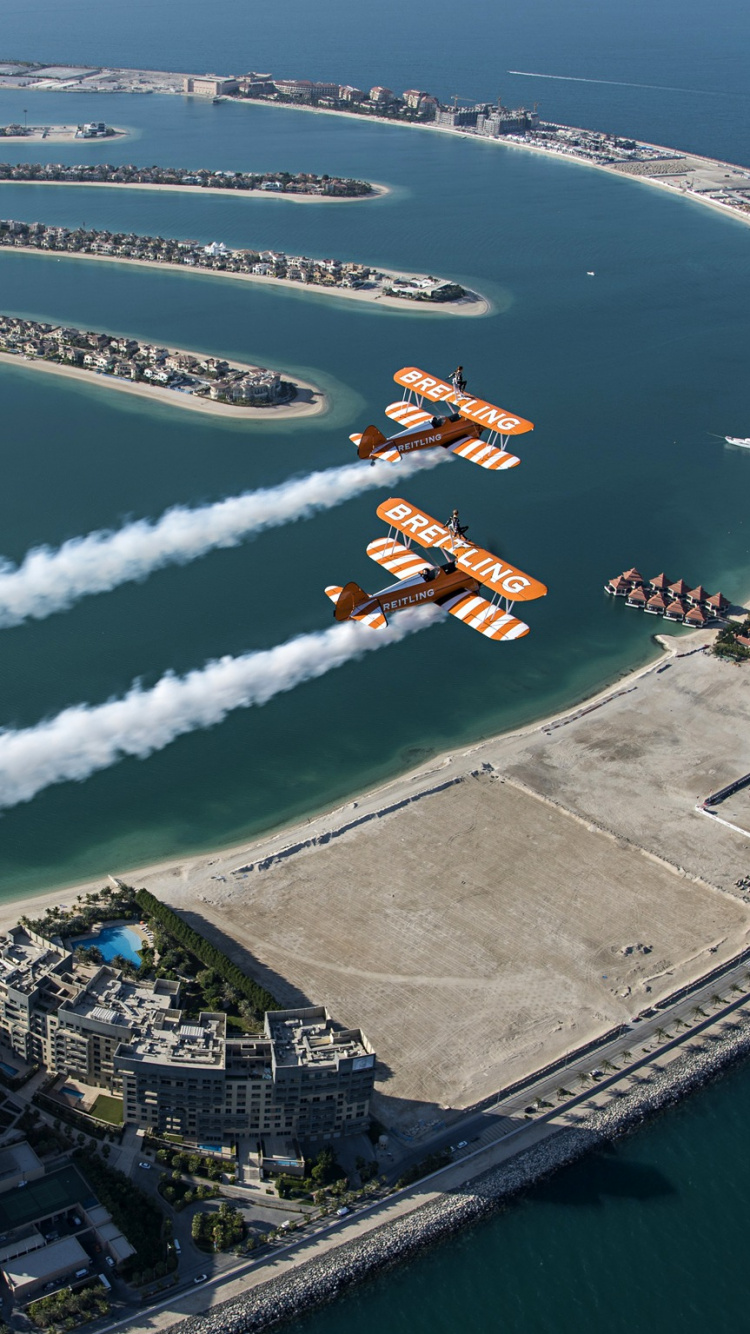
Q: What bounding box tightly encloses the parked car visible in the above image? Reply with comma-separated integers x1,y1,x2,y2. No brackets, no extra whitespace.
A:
138,1161,152,1170
194,1274,208,1284
105,1256,115,1268
336,1206,349,1217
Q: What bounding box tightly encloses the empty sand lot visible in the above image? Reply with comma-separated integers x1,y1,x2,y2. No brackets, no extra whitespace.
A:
169,769,748,1128
13,637,749,1131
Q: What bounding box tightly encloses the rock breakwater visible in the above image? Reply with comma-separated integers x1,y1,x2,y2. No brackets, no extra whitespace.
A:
172,1015,750,1334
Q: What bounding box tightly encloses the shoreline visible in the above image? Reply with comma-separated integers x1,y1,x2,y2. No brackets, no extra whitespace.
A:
230,99,750,232
0,245,490,317
0,623,707,930
0,348,326,420
0,177,390,204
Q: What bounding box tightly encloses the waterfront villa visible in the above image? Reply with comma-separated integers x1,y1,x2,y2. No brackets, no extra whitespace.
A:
605,567,729,625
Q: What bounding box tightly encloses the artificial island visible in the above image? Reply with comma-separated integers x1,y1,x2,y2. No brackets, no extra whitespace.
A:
0,219,486,314
0,315,322,418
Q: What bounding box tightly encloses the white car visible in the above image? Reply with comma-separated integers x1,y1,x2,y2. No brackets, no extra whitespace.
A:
336,1206,349,1217
194,1273,207,1284
105,1256,115,1268
138,1161,152,1170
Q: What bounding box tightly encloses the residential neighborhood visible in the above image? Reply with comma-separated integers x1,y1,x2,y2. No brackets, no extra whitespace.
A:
0,218,467,303
0,160,374,196
0,314,297,407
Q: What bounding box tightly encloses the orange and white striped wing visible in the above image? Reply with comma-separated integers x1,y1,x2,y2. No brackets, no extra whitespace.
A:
448,437,520,470
325,586,386,629
444,591,529,641
366,536,434,579
383,400,434,430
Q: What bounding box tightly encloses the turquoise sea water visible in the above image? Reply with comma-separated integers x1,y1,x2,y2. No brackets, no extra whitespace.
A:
0,88,748,895
1,4,750,1326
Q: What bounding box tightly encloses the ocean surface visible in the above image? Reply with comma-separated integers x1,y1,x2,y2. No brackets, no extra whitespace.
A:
1,2,750,1327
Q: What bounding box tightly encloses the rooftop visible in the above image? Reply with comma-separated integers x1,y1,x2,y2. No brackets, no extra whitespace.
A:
266,1007,373,1071
120,1010,226,1069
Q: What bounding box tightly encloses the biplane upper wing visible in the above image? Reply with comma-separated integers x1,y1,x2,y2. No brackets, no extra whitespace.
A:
376,498,547,602
443,590,530,641
393,366,534,437
325,586,386,629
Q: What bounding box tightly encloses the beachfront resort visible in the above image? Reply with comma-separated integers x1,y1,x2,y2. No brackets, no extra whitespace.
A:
0,316,297,408
0,885,377,1317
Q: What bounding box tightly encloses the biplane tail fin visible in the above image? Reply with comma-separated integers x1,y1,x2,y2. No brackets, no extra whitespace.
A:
357,425,387,460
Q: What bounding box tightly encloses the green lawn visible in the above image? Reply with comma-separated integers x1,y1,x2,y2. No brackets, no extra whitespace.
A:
90,1094,124,1125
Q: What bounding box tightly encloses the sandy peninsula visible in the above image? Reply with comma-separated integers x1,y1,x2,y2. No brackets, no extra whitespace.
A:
0,178,390,204
0,349,326,420
1,244,491,316
0,124,127,143
10,619,750,1133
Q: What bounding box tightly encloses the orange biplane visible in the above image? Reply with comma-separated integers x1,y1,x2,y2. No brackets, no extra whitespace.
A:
350,366,534,472
326,497,547,642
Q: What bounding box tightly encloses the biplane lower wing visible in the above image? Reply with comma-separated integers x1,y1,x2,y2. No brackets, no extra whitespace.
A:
443,591,529,640
325,585,387,628
447,437,520,470
365,536,433,579
393,366,534,437
383,401,434,430
376,497,548,602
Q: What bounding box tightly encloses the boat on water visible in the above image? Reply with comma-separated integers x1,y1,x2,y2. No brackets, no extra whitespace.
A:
725,436,750,448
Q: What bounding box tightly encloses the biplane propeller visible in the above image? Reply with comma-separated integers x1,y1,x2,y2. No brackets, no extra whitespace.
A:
349,366,534,472
326,497,547,643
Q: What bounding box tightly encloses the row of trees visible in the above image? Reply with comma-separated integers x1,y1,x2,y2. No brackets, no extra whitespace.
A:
74,1150,165,1274
28,1284,109,1331
191,1201,245,1252
135,888,277,1017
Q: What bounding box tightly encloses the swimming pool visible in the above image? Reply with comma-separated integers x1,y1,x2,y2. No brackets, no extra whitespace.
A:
0,1062,18,1078
77,924,143,966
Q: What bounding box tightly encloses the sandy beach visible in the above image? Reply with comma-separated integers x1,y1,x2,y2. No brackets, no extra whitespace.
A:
0,244,491,316
0,349,326,419
0,177,390,204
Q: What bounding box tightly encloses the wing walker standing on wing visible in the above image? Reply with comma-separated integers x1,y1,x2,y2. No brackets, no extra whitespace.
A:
349,365,534,472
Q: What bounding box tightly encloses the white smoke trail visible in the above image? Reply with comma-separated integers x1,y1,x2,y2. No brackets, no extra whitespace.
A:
0,451,447,628
507,70,735,97
0,607,441,810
